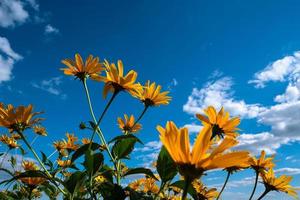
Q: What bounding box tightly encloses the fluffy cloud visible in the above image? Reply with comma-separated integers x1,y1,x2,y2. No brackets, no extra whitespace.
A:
249,51,300,88
275,167,300,175
183,77,265,118
235,132,290,155
44,24,59,35
0,0,39,28
184,123,203,134
0,36,22,83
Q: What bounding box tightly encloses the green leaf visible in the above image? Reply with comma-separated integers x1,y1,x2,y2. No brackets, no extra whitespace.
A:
123,167,158,180
71,142,101,162
170,180,196,196
108,134,143,145
112,138,136,160
156,146,177,182
64,171,86,196
83,150,104,175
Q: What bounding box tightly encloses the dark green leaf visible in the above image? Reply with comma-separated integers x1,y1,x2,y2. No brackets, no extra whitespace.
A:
156,146,177,182
112,137,138,160
83,150,104,175
108,134,143,145
123,167,158,180
170,180,196,196
71,142,101,162
64,171,86,196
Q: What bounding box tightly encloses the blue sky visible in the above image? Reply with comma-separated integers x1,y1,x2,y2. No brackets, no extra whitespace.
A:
1,0,300,199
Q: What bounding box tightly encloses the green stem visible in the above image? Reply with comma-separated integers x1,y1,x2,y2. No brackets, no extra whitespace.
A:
216,171,231,200
18,131,66,195
116,160,121,185
82,80,116,164
182,178,191,200
257,188,270,200
133,105,149,127
249,170,259,200
82,79,105,145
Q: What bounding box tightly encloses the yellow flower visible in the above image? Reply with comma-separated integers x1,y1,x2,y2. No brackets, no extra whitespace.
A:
157,121,250,180
81,138,91,144
0,104,43,132
249,150,275,172
99,59,142,98
94,175,107,183
61,53,104,81
117,114,141,133
142,177,159,194
22,161,39,171
20,161,46,186
33,125,47,136
261,168,299,199
62,133,79,151
57,159,71,167
192,180,218,200
196,106,240,139
128,180,142,191
225,162,251,174
0,135,19,149
136,81,171,107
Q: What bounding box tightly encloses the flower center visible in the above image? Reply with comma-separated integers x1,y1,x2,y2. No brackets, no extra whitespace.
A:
212,124,224,139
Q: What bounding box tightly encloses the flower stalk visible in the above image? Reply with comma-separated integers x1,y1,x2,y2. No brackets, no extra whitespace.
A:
216,171,231,200
248,170,259,200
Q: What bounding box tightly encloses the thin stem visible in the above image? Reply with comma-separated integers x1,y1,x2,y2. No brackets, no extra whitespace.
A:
30,135,39,146
82,79,105,145
182,178,191,200
116,160,121,185
82,80,116,164
249,170,259,200
257,188,270,200
133,105,149,127
0,149,9,168
216,171,231,200
18,131,66,195
47,149,57,159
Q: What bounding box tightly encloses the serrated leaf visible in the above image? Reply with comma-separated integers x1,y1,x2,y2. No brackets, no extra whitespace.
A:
108,134,143,145
83,150,103,175
157,146,177,183
123,167,158,180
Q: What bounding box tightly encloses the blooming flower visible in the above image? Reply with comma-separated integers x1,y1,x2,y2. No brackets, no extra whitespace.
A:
57,159,71,167
117,114,141,133
61,53,104,81
192,180,218,200
157,121,250,180
260,168,299,199
19,161,46,186
0,135,19,149
249,150,275,172
196,106,240,139
33,125,47,136
0,104,43,132
136,81,171,107
99,59,142,98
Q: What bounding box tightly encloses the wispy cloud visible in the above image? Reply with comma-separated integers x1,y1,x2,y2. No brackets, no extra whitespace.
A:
31,76,66,99
275,167,300,175
44,24,59,35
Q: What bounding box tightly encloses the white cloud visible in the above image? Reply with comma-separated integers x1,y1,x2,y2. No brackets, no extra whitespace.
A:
258,101,300,139
0,0,33,28
44,24,59,35
183,76,266,119
249,51,300,88
184,123,203,134
134,140,161,167
275,167,300,175
0,36,22,83
32,76,66,99
235,132,290,155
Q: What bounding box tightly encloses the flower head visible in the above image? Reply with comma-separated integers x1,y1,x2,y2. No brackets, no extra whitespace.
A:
117,114,141,133
249,150,275,172
94,175,107,184
57,159,71,167
22,161,39,171
196,106,240,139
33,125,47,136
0,135,19,149
261,168,299,199
136,81,171,107
192,180,218,200
61,53,104,81
81,138,91,144
0,104,43,132
20,161,46,186
99,60,142,98
157,121,249,180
